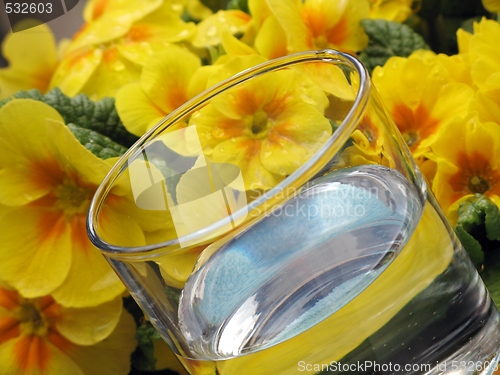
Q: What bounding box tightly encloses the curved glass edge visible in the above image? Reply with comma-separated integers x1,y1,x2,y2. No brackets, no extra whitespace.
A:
86,49,371,256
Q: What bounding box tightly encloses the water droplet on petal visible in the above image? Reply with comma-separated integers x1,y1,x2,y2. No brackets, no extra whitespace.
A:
212,128,225,138
112,60,125,71
207,26,217,37
262,150,272,159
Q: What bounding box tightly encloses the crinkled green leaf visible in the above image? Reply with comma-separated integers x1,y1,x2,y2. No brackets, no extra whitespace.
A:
124,297,181,374
455,194,500,308
455,225,484,268
67,123,127,159
359,19,430,73
454,194,500,302
0,88,138,147
131,321,162,372
481,252,500,307
43,88,139,147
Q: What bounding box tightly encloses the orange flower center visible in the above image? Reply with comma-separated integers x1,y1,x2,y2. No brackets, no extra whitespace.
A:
18,302,48,336
248,110,272,139
468,175,490,194
391,103,440,150
449,152,500,198
55,180,92,217
301,7,349,48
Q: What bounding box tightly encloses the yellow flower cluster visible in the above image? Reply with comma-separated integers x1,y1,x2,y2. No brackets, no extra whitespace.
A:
0,100,139,374
0,0,420,101
372,18,500,221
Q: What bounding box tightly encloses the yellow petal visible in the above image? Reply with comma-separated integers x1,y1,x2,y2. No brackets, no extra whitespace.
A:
212,137,279,190
221,31,257,57
294,62,357,101
266,0,311,52
158,247,206,289
470,19,500,88
186,0,213,21
51,216,125,308
205,54,268,88
369,0,416,22
83,0,162,22
0,336,84,375
50,47,102,97
116,83,166,137
72,0,163,52
456,28,472,54
431,158,461,212
56,297,122,345
0,100,64,206
426,118,467,168
0,207,72,298
436,53,473,86
254,16,288,59
0,24,58,99
472,73,500,124
187,64,221,98
0,166,53,207
79,47,142,100
44,119,112,188
117,17,197,66
260,103,331,176
95,193,149,248
63,309,137,375
422,82,474,127
141,46,201,113
482,0,500,13
192,10,251,47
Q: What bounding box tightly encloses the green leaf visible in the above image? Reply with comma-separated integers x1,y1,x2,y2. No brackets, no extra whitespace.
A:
454,194,500,269
131,321,162,372
0,88,139,147
481,252,500,307
43,88,139,147
67,124,127,159
358,19,430,73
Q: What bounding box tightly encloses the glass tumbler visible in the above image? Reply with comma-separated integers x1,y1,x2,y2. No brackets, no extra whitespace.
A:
87,50,500,375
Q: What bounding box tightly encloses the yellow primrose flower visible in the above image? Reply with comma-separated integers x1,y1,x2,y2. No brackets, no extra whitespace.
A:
0,99,157,307
190,67,331,191
372,50,474,155
0,285,136,375
50,0,196,99
482,0,500,13
463,18,500,89
0,23,58,100
266,0,370,54
427,116,500,213
472,73,500,125
368,0,420,23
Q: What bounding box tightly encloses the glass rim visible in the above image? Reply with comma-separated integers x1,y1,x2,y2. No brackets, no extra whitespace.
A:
86,49,370,256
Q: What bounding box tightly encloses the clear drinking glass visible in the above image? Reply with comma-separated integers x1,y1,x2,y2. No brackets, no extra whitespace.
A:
87,50,500,375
